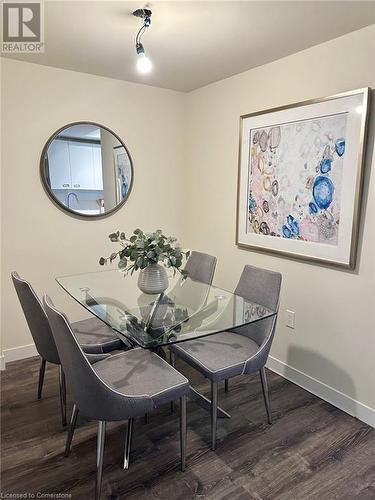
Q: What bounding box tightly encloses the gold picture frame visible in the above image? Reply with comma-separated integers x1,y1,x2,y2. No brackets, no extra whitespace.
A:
236,88,371,269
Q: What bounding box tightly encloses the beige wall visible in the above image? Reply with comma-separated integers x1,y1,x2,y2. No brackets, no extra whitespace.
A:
1,58,185,352
185,25,375,409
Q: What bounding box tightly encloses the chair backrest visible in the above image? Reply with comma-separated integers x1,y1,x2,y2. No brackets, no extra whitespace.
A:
184,251,217,285
234,265,281,312
11,272,60,364
232,265,282,358
43,295,152,421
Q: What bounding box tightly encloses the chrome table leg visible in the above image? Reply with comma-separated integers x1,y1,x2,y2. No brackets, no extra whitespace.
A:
188,386,230,419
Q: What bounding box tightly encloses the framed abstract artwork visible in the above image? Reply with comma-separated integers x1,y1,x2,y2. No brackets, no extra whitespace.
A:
236,88,371,268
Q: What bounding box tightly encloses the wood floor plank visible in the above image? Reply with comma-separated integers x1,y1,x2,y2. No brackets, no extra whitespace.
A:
1,355,374,499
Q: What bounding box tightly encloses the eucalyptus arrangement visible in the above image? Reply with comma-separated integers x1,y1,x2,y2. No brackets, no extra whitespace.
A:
99,229,190,294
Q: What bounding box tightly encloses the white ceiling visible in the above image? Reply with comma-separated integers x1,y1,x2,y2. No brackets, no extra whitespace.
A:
4,1,375,92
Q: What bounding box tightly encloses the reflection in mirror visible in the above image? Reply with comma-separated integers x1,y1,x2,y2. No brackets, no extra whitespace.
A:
40,122,133,217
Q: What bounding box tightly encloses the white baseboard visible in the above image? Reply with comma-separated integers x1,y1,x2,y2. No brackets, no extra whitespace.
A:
2,343,38,367
0,354,5,371
267,355,375,428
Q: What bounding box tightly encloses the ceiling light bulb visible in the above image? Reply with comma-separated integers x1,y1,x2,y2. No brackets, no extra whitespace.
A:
137,53,152,74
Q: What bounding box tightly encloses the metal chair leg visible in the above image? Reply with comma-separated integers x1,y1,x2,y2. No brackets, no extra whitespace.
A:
95,421,106,500
211,381,218,451
259,367,272,424
64,404,79,457
224,379,229,392
170,351,176,367
180,395,187,472
58,365,67,427
37,359,46,399
170,351,176,414
123,418,134,470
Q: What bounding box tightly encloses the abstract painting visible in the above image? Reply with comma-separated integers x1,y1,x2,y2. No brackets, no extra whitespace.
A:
248,114,346,245
237,89,370,268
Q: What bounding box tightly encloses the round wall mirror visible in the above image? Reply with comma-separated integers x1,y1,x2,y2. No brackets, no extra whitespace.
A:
40,122,133,218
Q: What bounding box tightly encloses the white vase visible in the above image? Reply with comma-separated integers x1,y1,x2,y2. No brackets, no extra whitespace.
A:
137,264,169,294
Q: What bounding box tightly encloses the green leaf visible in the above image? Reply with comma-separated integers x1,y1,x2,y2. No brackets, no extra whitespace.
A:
118,258,127,269
109,232,119,242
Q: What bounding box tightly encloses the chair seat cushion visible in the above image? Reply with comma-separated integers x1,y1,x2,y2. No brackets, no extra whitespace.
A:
93,349,190,407
171,332,260,382
72,317,123,354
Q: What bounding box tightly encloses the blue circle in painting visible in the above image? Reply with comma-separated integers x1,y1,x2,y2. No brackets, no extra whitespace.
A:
282,225,292,238
313,176,334,210
335,138,345,157
309,202,318,214
287,215,299,236
248,195,257,214
320,158,332,174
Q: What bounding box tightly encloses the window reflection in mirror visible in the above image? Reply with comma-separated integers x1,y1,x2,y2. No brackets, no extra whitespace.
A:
41,123,133,217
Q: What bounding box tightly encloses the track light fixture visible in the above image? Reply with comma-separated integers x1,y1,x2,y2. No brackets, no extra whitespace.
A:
133,8,153,74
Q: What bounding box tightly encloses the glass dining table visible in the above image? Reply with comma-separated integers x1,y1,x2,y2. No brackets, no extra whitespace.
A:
56,268,277,418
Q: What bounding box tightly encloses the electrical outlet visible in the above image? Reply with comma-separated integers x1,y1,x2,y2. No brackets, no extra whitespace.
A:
286,310,295,329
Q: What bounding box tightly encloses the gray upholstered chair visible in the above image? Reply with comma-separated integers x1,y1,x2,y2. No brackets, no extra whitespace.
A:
170,265,281,450
11,272,123,426
184,251,217,285
168,251,216,412
43,295,189,500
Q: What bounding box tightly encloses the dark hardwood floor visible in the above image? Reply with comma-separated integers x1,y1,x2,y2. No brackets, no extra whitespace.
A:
1,355,375,499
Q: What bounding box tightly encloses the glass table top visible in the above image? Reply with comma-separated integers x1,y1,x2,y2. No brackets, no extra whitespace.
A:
56,269,276,349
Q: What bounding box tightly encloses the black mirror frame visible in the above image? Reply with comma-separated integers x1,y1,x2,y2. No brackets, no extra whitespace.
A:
40,121,134,219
